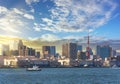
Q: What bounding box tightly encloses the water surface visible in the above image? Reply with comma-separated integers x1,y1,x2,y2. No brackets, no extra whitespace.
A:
0,68,120,84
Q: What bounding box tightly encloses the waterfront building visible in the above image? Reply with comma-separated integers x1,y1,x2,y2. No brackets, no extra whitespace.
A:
10,50,19,56
112,50,116,57
79,51,87,60
18,40,24,56
0,44,10,56
62,43,69,58
69,43,77,60
77,45,82,51
4,57,18,67
62,43,77,60
42,46,56,59
9,40,19,50
96,45,112,59
36,52,40,58
50,46,56,56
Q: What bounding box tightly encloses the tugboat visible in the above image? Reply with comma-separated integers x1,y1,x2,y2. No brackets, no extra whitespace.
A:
26,65,41,71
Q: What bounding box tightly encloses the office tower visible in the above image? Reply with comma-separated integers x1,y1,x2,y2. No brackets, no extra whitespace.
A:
69,43,77,60
77,45,82,51
80,51,87,60
0,44,10,56
42,46,50,58
112,50,116,57
36,52,40,58
62,43,69,58
23,46,29,56
9,40,19,50
50,46,56,56
42,46,56,59
31,49,35,56
96,45,112,58
62,43,77,60
18,40,24,56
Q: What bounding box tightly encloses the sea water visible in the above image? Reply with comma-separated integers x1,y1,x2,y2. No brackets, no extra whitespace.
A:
0,68,120,84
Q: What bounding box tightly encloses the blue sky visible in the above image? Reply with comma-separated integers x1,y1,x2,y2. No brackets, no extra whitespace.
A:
0,0,120,41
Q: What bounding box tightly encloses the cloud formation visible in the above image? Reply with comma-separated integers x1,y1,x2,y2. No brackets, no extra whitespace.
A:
29,34,60,42
25,0,40,5
0,6,34,35
37,0,117,32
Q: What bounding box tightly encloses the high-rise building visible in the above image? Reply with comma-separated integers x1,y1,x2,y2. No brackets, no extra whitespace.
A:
62,43,77,60
36,52,40,58
9,40,19,50
18,40,24,56
96,45,112,58
50,46,56,56
69,43,77,60
62,43,69,58
77,45,82,51
42,46,50,58
80,51,87,60
42,46,56,59
0,44,10,56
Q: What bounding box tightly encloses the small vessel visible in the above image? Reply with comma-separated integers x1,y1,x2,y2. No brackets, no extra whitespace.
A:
26,65,41,71
84,64,88,67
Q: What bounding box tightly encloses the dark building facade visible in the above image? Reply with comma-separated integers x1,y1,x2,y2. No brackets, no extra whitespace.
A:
62,43,69,58
62,43,77,60
97,45,112,59
36,52,40,58
42,46,56,59
69,43,77,60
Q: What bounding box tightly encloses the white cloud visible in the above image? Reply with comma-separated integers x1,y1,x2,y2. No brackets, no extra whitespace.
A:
0,6,8,14
0,6,34,36
13,8,34,20
24,14,34,20
33,23,41,31
28,37,38,40
40,34,60,41
28,34,60,42
63,35,84,40
39,0,117,33
33,27,41,32
13,8,24,15
25,0,40,5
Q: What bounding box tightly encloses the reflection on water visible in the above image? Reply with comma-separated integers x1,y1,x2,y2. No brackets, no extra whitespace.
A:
0,68,120,84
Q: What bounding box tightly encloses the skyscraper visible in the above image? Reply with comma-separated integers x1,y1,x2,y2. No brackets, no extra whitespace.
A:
9,40,19,50
62,43,69,58
50,46,56,56
62,43,77,60
97,45,112,59
18,40,24,56
69,43,77,60
0,44,10,56
77,45,82,52
42,46,56,59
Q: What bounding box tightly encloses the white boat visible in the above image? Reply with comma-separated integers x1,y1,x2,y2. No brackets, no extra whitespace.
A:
84,64,88,67
27,65,41,71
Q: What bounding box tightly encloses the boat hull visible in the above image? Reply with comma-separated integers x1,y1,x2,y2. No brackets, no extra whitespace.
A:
26,68,41,71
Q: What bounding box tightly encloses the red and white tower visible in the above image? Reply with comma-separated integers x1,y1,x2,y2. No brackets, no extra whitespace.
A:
86,33,90,59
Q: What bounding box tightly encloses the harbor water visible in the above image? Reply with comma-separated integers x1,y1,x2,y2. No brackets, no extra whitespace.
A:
0,68,120,84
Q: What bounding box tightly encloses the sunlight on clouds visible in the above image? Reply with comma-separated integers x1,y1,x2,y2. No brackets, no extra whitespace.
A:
0,6,34,36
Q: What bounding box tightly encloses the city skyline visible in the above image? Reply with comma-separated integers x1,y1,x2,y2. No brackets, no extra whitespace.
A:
0,0,120,42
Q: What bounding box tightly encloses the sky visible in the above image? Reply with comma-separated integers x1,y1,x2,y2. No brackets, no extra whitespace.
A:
0,0,120,42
